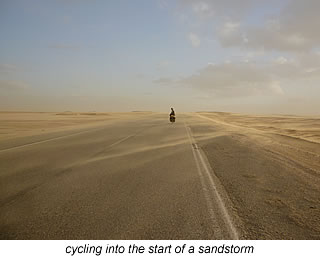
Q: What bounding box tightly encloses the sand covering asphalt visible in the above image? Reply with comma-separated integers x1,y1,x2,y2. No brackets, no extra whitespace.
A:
192,113,320,239
0,112,154,141
0,112,319,239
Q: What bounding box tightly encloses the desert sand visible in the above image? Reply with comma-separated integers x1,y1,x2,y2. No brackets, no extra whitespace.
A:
0,112,319,239
0,111,154,142
197,112,320,143
196,112,320,239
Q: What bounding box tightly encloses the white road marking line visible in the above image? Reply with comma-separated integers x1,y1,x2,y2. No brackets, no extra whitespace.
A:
188,135,224,239
107,135,134,148
0,127,103,153
103,123,159,150
184,122,239,239
0,121,159,154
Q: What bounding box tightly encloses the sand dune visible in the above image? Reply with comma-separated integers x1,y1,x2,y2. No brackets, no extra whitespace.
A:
198,112,320,143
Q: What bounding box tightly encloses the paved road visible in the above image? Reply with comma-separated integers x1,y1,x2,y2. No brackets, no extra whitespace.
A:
0,114,241,239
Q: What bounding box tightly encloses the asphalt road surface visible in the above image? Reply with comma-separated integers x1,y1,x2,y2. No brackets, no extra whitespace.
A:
1,113,319,239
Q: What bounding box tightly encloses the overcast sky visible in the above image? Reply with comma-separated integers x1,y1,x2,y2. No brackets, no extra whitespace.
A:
1,0,320,114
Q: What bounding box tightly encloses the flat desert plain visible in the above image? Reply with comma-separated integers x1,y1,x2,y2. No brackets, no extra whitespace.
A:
0,111,152,142
0,111,319,239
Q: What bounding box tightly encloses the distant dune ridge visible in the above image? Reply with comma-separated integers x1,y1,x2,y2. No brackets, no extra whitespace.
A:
0,111,152,141
197,112,320,144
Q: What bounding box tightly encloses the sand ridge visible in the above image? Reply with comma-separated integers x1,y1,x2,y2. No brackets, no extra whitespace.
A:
197,112,320,144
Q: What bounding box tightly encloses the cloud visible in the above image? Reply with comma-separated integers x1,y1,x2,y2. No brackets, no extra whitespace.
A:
188,32,201,47
179,62,275,97
217,0,320,52
153,77,175,84
158,0,169,8
135,73,146,79
178,0,259,19
220,22,240,36
48,44,80,49
178,0,320,52
157,60,171,70
0,80,28,90
218,21,245,46
269,81,284,95
178,55,320,97
274,56,290,65
0,64,18,72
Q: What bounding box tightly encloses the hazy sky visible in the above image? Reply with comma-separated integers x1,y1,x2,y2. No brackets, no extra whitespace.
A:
1,0,320,114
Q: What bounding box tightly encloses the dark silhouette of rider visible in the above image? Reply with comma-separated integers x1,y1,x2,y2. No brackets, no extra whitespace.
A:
170,108,175,116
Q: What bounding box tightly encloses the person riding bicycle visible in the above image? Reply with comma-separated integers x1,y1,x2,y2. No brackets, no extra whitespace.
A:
170,108,175,117
169,108,175,123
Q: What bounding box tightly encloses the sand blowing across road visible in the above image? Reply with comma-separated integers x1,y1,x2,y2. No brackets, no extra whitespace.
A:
195,112,320,239
0,111,154,142
0,112,319,239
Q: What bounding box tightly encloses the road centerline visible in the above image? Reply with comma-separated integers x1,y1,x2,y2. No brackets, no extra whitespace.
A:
184,121,239,239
